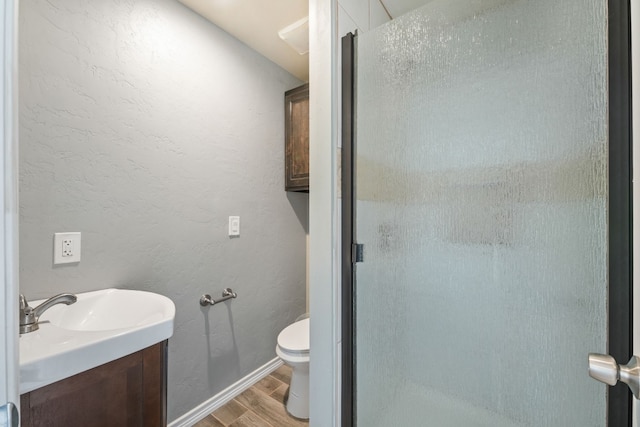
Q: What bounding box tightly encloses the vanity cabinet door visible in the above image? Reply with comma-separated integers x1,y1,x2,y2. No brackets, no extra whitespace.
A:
285,83,309,192
20,341,166,427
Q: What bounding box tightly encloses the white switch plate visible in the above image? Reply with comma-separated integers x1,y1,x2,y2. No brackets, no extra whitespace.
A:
228,216,240,236
54,232,81,264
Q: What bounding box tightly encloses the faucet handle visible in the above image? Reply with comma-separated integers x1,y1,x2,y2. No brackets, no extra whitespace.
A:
19,294,37,334
19,294,33,315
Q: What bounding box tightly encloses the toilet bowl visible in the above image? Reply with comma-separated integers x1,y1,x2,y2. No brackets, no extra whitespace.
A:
276,317,310,419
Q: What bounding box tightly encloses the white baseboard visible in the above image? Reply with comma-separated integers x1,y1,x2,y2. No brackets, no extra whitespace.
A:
168,357,284,427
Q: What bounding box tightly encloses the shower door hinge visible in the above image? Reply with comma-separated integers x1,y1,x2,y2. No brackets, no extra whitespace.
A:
352,243,364,263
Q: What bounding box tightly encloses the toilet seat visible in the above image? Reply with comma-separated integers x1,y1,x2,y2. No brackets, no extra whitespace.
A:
277,318,309,358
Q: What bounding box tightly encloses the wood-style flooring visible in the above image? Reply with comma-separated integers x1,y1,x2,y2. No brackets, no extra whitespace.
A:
193,365,309,427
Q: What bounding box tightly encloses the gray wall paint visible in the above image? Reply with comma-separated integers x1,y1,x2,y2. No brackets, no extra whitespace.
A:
19,0,308,421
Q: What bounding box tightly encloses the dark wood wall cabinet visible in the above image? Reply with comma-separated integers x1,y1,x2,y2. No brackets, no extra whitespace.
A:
20,341,167,427
285,83,309,192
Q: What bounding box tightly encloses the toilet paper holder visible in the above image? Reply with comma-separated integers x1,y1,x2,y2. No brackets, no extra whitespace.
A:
200,288,237,306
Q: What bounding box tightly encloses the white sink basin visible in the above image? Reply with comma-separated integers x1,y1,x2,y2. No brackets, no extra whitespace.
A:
19,288,175,394
42,288,173,332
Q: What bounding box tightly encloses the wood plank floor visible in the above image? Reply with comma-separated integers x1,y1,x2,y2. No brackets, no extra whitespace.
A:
193,365,309,427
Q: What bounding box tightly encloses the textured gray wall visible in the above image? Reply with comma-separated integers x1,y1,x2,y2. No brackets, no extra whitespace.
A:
19,0,308,421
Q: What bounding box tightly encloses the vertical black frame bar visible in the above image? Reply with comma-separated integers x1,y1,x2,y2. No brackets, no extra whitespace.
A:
341,32,355,427
342,1,633,424
608,0,633,425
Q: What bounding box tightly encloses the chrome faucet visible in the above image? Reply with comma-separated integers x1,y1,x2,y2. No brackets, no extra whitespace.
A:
19,293,77,334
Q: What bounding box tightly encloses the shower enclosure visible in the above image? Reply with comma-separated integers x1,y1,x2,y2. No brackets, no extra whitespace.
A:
342,0,632,425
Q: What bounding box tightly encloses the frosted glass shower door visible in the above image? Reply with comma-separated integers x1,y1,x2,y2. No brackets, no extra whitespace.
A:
353,1,616,426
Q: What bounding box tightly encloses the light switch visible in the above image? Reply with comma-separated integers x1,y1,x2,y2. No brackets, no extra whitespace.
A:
229,216,240,236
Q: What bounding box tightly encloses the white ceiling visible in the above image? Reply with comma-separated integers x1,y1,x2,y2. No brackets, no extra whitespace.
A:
177,0,433,82
383,0,435,18
177,0,310,81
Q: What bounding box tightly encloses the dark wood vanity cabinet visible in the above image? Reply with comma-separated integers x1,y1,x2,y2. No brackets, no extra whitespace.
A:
285,83,309,192
20,341,167,427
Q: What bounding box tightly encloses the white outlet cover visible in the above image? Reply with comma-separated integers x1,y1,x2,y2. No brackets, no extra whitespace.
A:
54,232,81,264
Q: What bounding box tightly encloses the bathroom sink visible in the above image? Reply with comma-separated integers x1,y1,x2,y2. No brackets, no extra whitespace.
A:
19,288,175,394
41,288,173,331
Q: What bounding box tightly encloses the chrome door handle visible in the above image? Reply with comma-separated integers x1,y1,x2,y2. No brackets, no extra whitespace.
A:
588,353,640,398
0,402,19,427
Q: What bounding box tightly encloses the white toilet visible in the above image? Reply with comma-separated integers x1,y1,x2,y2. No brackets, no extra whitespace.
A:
276,317,310,419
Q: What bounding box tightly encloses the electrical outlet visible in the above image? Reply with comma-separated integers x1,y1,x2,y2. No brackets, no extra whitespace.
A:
62,239,73,257
54,232,81,264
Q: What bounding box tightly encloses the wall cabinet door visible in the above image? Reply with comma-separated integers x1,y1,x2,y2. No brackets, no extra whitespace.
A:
285,83,309,192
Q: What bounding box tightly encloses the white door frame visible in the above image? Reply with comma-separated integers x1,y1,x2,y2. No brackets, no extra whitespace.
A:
632,0,639,425
0,0,20,423
308,0,340,426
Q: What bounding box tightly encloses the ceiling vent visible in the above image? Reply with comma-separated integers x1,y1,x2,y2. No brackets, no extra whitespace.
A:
278,17,309,55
